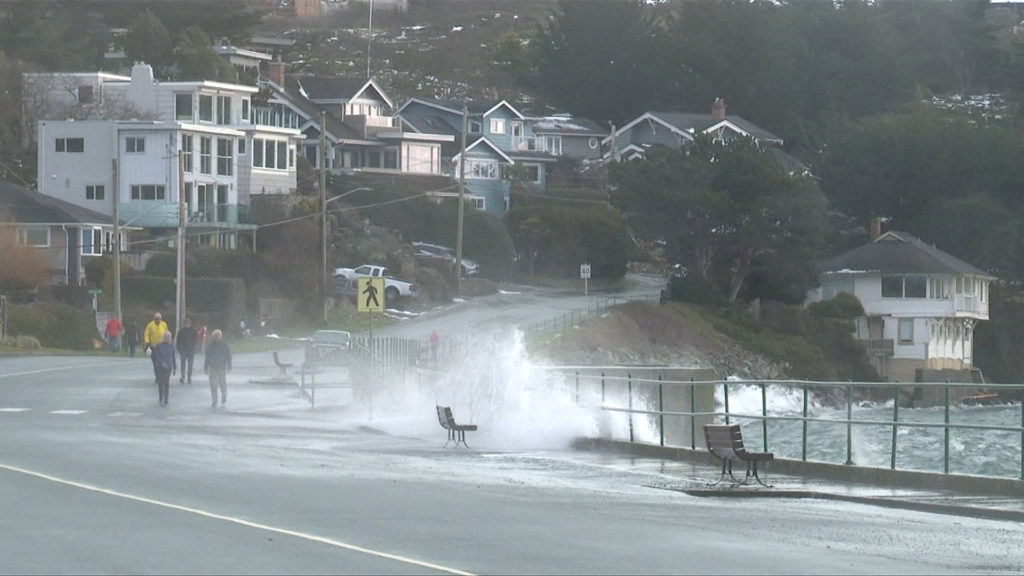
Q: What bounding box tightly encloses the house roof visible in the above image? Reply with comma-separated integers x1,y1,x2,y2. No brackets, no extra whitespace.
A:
607,111,783,146
396,98,524,119
290,76,392,108
820,231,994,279
273,77,372,144
529,115,607,137
0,180,115,227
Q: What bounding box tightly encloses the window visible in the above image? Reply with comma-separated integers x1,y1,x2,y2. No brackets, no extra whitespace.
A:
467,159,498,179
55,137,84,153
130,184,166,200
81,228,102,256
17,227,49,247
183,134,193,173
86,184,105,200
511,122,523,137
929,277,946,299
289,145,295,168
126,136,145,154
469,120,481,133
217,95,232,124
490,118,505,134
199,94,213,122
898,318,914,344
252,139,288,170
216,185,229,222
241,98,250,122
175,93,193,121
200,136,212,174
216,138,233,176
471,197,485,210
525,164,541,183
78,85,94,104
238,137,246,155
545,135,562,156
881,275,927,298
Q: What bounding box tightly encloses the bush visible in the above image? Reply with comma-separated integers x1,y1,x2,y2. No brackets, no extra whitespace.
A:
667,274,725,306
506,203,630,279
7,302,99,350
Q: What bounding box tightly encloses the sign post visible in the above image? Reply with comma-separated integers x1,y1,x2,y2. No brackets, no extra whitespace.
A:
358,277,385,340
580,263,591,296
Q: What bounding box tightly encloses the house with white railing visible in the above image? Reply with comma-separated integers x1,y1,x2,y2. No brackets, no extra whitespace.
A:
809,230,996,382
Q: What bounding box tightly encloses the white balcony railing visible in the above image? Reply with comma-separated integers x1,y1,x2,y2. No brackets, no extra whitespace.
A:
955,294,982,314
511,135,545,153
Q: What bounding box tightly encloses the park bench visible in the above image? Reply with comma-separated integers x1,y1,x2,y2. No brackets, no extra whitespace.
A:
435,405,477,448
703,424,774,487
272,352,293,377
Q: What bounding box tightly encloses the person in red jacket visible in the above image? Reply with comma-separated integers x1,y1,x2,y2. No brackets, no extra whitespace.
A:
104,315,122,353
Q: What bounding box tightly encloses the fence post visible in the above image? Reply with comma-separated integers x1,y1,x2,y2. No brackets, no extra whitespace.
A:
690,376,696,450
891,384,900,470
724,381,730,425
944,381,950,475
801,384,808,461
761,381,768,451
628,373,634,443
658,375,664,447
845,384,854,465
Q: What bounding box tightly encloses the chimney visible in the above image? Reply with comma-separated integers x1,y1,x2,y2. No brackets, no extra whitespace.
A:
267,60,285,87
711,98,726,120
869,218,883,240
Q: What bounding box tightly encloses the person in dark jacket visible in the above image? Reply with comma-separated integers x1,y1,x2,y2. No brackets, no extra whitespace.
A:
124,321,139,358
175,318,198,385
152,331,177,406
203,329,232,408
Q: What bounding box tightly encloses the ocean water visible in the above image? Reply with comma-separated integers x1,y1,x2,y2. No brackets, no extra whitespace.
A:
719,384,1024,479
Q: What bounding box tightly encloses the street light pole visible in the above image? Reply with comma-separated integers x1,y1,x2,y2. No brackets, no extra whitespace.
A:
320,111,328,323
456,103,467,295
112,158,121,351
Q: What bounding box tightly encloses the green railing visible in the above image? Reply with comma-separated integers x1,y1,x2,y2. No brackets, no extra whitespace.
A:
544,370,1024,480
522,294,659,341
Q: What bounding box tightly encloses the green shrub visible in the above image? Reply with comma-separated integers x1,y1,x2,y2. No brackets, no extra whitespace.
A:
7,302,98,350
668,274,725,306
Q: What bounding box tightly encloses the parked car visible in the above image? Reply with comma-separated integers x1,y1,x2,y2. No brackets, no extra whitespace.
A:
331,264,417,301
304,329,352,364
411,241,479,276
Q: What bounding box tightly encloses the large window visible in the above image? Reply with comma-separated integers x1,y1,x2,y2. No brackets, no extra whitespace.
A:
199,95,213,122
175,93,193,121
216,138,233,176
86,184,104,200
129,184,166,200
881,275,927,298
217,95,232,125
55,137,84,153
252,138,288,170
467,159,499,179
125,136,145,154
17,227,49,247
545,135,562,156
200,136,212,174
183,134,193,173
240,98,250,122
490,118,505,134
81,228,102,256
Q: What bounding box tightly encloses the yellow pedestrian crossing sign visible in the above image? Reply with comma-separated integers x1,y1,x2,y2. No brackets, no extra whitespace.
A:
358,277,385,312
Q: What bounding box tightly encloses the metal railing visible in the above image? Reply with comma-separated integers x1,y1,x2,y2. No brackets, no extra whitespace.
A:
541,370,1024,480
521,294,659,341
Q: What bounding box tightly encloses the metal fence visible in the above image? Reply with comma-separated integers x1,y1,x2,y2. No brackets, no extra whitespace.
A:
541,370,1024,480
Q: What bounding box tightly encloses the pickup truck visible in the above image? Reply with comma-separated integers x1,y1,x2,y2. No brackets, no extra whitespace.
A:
332,264,417,301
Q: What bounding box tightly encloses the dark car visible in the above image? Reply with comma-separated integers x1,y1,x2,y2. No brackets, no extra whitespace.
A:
304,329,352,364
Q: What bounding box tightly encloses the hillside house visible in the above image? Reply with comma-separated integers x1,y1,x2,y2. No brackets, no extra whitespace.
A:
809,231,995,383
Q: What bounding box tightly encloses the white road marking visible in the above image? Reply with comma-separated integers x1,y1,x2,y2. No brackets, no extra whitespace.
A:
49,410,88,415
0,462,475,576
107,412,143,418
0,408,29,413
0,361,134,379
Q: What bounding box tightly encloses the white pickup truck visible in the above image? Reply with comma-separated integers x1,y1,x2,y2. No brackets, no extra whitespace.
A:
332,264,417,301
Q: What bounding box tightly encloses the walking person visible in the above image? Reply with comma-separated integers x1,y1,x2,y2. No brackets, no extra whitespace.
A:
124,321,139,358
430,329,440,361
204,329,232,408
176,318,198,385
143,312,168,383
104,315,122,353
152,331,176,406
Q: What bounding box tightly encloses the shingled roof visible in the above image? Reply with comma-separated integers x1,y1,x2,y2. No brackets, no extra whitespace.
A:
819,231,994,278
0,180,114,226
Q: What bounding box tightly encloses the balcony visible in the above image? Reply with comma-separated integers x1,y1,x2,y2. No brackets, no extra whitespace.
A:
866,338,894,356
344,115,400,137
955,294,982,314
511,135,545,153
118,202,253,229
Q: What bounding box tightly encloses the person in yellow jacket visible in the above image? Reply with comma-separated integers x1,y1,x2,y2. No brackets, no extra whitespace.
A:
143,312,169,382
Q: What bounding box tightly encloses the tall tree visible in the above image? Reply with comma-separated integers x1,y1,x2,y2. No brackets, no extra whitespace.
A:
611,137,825,302
122,10,174,79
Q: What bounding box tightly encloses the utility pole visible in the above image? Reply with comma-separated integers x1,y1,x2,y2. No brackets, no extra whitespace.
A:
175,150,186,335
366,0,374,78
112,158,121,351
320,110,328,323
455,103,467,295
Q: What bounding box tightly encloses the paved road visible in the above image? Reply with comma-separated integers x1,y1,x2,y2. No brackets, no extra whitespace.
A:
2,355,1023,575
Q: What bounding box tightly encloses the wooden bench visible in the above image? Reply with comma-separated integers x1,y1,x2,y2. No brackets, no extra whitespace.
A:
703,424,774,487
272,352,293,377
436,405,477,448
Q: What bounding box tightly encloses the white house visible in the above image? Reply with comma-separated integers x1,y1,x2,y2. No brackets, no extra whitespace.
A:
810,231,995,382
30,63,302,249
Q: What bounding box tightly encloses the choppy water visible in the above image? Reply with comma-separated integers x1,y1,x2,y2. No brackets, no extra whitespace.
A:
721,385,1024,479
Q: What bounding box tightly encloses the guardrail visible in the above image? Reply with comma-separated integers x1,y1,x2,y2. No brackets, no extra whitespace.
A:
542,370,1024,480
522,294,659,341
